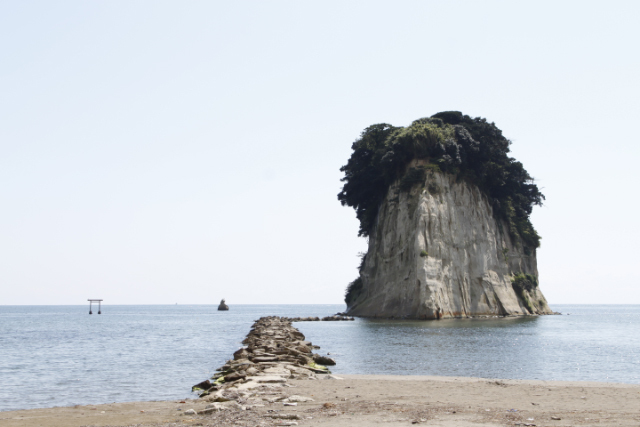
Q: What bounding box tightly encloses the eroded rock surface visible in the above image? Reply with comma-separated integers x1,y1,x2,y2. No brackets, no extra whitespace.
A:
347,169,552,319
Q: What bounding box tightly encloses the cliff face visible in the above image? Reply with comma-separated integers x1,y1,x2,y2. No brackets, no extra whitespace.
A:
346,167,552,319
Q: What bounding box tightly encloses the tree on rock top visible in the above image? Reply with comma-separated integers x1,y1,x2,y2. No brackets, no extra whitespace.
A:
338,111,544,249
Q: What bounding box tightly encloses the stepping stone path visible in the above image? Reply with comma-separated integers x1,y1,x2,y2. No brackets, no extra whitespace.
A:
190,315,351,418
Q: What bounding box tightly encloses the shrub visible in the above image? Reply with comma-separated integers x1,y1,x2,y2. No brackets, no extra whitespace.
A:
345,277,363,306
357,252,367,272
511,272,538,293
427,182,439,194
338,112,544,250
424,163,441,173
511,272,538,313
420,250,428,257
399,167,426,192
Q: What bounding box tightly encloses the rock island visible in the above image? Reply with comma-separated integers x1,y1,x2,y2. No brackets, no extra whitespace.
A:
339,111,552,319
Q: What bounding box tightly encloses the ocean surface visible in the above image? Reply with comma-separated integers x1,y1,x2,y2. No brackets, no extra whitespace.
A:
1,304,639,412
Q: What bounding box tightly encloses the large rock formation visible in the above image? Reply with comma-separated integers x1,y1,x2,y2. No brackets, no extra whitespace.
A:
346,164,552,319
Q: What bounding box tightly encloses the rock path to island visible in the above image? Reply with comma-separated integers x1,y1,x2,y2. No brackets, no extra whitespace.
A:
186,315,352,425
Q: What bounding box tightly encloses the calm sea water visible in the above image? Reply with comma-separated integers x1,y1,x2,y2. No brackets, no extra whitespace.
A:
0,304,638,411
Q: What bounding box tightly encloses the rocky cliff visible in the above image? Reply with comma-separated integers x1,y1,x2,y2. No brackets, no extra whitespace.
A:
346,164,552,319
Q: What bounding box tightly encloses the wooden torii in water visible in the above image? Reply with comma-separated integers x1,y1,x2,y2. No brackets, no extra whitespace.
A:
88,299,102,314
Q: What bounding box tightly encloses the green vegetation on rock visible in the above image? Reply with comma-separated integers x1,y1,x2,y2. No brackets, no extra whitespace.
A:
338,111,544,250
511,272,539,292
345,277,363,306
502,248,509,263
511,273,539,313
308,362,328,371
399,167,427,192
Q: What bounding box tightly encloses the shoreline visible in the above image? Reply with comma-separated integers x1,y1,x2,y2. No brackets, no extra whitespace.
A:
3,373,638,412
2,374,639,426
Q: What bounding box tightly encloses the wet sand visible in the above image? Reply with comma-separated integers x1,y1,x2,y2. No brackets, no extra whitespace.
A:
2,374,639,427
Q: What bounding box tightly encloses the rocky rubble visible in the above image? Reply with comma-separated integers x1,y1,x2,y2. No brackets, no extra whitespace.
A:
281,315,354,322
190,316,342,419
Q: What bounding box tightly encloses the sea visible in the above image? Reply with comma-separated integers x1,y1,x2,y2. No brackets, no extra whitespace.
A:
0,304,639,412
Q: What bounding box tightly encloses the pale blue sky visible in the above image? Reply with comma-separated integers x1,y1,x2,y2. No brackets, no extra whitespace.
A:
1,1,638,305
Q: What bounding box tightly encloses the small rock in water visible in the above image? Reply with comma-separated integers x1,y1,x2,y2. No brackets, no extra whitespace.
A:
313,354,336,366
192,380,211,391
217,299,229,311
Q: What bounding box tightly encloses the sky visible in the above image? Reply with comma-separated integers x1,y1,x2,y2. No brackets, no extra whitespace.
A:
1,1,638,305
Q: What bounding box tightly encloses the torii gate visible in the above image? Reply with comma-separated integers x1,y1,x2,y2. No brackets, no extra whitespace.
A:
88,299,102,314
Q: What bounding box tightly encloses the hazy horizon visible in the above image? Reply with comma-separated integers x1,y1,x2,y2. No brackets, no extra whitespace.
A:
1,303,637,307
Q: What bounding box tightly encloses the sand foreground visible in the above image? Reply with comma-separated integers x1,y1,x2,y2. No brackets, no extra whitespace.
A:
1,375,639,427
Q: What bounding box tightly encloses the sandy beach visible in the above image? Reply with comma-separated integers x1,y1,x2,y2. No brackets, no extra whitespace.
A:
2,374,639,427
